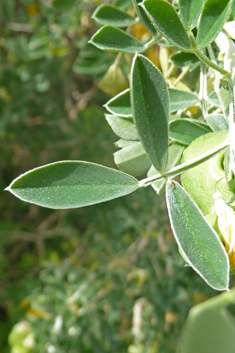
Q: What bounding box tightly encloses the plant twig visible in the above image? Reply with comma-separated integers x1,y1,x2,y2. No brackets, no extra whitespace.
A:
198,58,208,117
171,66,190,87
193,48,230,78
139,138,229,187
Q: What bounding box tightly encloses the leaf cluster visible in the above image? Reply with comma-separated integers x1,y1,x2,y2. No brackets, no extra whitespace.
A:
4,0,235,351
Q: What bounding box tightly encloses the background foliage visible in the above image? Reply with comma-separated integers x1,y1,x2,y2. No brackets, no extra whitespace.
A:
0,0,220,352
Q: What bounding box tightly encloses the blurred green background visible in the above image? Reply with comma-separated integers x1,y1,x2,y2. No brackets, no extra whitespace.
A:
0,1,218,352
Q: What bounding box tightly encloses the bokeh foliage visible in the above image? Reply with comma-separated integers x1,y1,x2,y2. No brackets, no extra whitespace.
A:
0,0,219,352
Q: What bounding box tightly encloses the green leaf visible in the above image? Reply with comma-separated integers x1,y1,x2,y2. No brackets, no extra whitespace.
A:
179,0,206,29
180,131,230,216
114,0,131,10
114,142,151,177
158,39,180,50
130,54,169,171
142,0,192,49
170,52,198,67
179,294,235,353
169,119,210,145
217,88,231,122
53,0,77,11
166,181,229,290
230,0,235,20
131,0,157,36
115,139,134,148
106,115,139,140
6,161,139,209
206,114,229,132
169,88,198,112
194,120,212,131
148,143,185,194
196,0,234,48
92,5,136,27
224,147,235,190
89,26,145,53
105,89,132,117
208,91,220,106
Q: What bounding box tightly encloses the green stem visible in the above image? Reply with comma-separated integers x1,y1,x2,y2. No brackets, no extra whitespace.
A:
114,52,122,69
193,48,230,78
172,66,190,87
190,288,235,316
139,138,229,187
187,32,230,77
144,35,160,50
166,63,175,78
199,58,208,117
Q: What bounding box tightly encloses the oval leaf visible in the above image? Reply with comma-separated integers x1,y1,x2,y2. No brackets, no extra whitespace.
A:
114,142,151,177
6,161,139,209
92,4,136,27
105,89,132,117
106,115,139,140
217,88,231,122
114,0,131,10
170,52,199,67
115,139,134,148
166,181,229,291
142,0,192,49
180,131,230,216
179,0,206,29
206,114,229,132
208,91,220,106
131,0,157,36
169,88,198,112
89,26,145,53
130,54,169,171
197,0,234,48
169,119,210,145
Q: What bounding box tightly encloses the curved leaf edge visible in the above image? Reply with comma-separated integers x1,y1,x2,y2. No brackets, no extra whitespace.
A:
130,53,169,171
92,4,137,27
104,88,132,117
89,26,145,53
140,0,192,50
166,180,230,291
5,160,140,209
